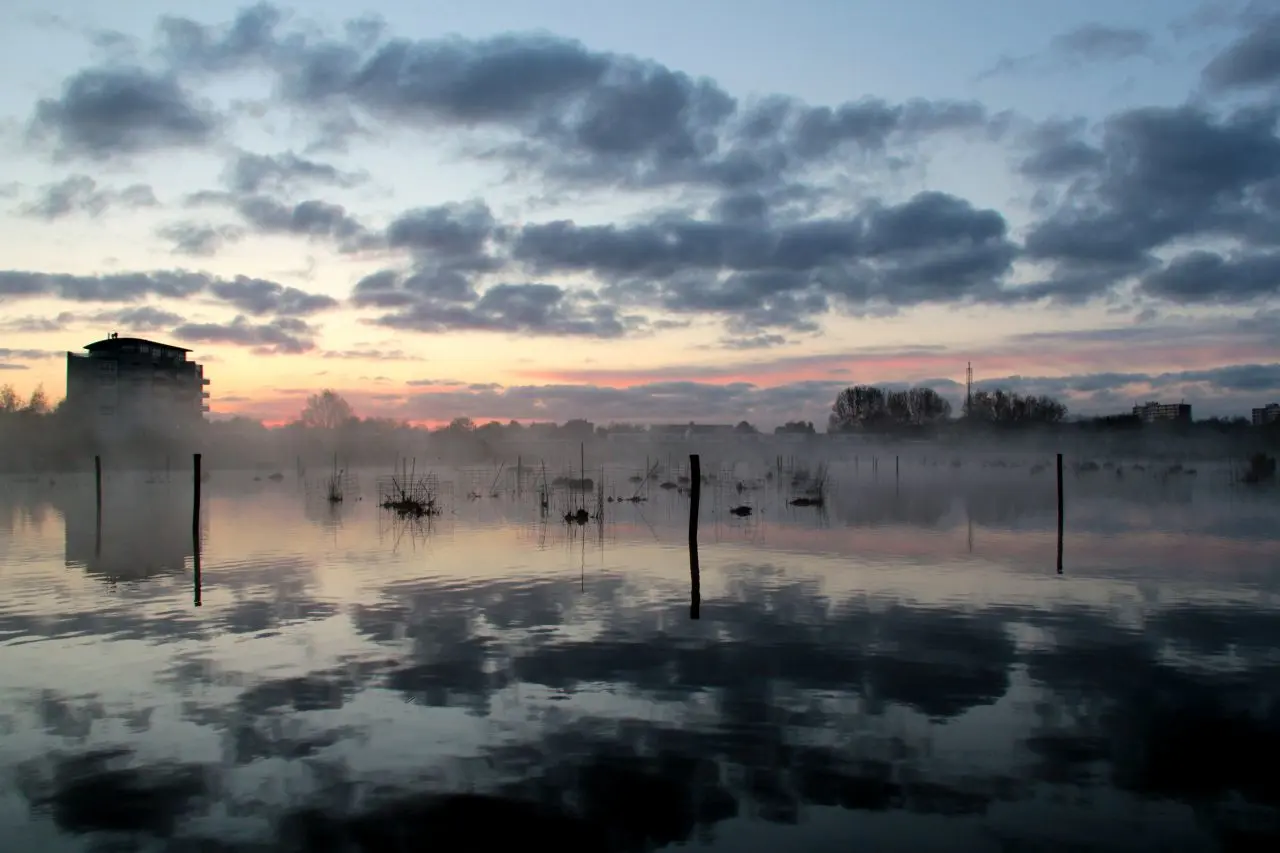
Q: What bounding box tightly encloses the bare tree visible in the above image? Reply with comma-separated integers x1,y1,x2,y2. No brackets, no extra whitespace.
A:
24,384,49,415
299,389,355,430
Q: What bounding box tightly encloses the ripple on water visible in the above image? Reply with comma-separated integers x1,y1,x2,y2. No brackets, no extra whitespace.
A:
0,467,1277,850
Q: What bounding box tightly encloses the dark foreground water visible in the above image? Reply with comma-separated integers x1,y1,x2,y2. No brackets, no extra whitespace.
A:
2,457,1279,852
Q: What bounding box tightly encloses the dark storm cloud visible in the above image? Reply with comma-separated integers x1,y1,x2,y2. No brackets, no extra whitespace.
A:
30,67,218,158
208,276,339,316
1202,13,1280,90
981,23,1152,78
1022,103,1280,301
19,175,157,219
172,315,316,354
354,270,644,338
156,221,245,255
224,149,365,193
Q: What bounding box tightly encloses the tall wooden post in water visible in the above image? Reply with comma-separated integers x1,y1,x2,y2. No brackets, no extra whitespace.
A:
94,455,102,559
193,453,203,606
1056,453,1064,574
688,454,701,620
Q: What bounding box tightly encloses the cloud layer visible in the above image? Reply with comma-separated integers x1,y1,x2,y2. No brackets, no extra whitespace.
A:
5,3,1280,417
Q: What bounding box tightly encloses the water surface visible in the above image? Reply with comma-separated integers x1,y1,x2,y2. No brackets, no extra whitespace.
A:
2,458,1278,851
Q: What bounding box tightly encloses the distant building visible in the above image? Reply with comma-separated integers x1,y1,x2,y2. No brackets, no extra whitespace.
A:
1253,403,1280,426
66,334,208,437
1132,401,1191,424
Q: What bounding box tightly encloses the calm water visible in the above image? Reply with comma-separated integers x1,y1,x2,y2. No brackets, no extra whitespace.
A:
2,457,1279,852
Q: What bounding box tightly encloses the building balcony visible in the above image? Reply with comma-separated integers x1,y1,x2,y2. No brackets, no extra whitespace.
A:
201,377,210,385
201,391,210,398
201,404,210,412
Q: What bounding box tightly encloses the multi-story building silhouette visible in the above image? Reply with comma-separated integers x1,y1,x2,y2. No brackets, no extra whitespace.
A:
1132,401,1192,424
66,334,209,436
1253,403,1280,426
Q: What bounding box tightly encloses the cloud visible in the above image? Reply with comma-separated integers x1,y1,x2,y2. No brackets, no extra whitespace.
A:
19,175,157,219
981,23,1152,78
718,333,789,350
172,315,316,354
224,149,366,194
1140,250,1280,303
0,269,334,316
321,348,423,361
0,348,59,360
142,7,996,191
156,222,245,255
510,190,1020,333
1016,118,1104,180
207,276,339,316
232,358,1280,426
0,314,76,333
94,306,186,331
353,272,645,338
405,378,465,386
233,196,371,249
386,202,500,259
1021,103,1280,302
0,364,29,371
1051,24,1153,61
0,270,208,301
1202,13,1280,90
29,67,218,159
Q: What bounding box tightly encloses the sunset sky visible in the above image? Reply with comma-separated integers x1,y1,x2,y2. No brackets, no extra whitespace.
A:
1,0,1278,426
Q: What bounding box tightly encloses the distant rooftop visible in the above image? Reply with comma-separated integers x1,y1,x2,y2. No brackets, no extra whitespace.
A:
83,335,191,353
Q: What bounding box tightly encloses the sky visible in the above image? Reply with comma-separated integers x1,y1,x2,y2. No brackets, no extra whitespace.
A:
1,0,1278,427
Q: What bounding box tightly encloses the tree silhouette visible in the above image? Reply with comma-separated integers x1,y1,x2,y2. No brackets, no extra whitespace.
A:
299,390,355,430
831,385,953,431
967,389,1067,425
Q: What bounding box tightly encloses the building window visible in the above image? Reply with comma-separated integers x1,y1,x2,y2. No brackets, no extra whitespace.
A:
99,406,115,416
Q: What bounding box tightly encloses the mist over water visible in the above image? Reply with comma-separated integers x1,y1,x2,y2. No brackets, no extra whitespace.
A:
1,446,1279,851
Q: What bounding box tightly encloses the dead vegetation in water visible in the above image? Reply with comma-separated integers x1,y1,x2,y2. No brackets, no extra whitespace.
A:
1243,453,1277,484
788,462,828,508
376,461,443,518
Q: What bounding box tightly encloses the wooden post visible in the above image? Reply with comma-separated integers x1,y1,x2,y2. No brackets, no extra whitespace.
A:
94,454,102,560
689,453,701,620
517,455,522,495
193,452,203,605
193,534,202,607
193,453,202,539
895,455,899,480
1056,453,1064,575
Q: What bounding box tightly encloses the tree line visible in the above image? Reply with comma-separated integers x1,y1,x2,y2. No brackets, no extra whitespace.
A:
828,384,1066,432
